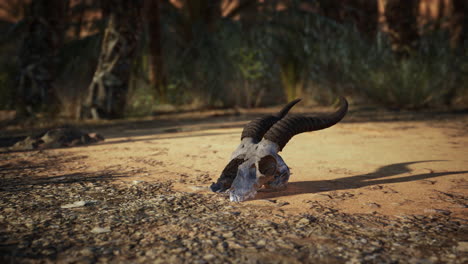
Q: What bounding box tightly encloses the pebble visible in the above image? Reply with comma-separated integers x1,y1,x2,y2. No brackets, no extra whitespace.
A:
227,241,244,249
61,200,96,209
80,247,94,256
91,227,111,234
203,254,216,261
423,209,451,215
256,239,267,247
223,231,234,238
296,217,311,226
132,180,144,185
365,202,381,208
457,241,468,252
188,186,209,191
3,207,15,213
1,171,465,264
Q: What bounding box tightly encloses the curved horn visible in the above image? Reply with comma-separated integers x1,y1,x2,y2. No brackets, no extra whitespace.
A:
263,97,348,151
241,98,301,142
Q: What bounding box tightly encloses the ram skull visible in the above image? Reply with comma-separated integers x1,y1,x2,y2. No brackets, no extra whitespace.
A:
210,97,348,202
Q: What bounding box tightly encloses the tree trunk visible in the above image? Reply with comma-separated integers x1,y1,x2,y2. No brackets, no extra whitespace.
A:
318,0,378,38
384,0,420,58
17,0,69,116
350,0,379,38
144,0,167,102
73,0,86,38
82,1,142,119
450,0,467,51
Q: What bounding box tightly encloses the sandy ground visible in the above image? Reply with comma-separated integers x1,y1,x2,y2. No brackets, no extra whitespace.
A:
2,107,468,220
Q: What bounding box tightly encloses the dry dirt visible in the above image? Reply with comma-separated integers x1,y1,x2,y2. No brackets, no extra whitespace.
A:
7,108,466,218
1,106,467,263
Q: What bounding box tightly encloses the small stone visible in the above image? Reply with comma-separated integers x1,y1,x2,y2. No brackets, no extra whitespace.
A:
277,240,295,250
145,249,158,257
80,247,94,256
3,207,15,213
223,231,234,238
172,247,185,253
423,209,451,215
227,241,244,249
297,218,310,225
61,200,96,209
188,186,209,191
457,241,468,252
365,203,381,208
276,201,290,207
132,180,144,185
217,241,228,251
256,239,266,247
203,254,216,261
91,227,111,234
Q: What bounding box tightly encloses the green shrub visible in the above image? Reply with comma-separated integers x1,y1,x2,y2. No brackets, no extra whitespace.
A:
305,18,468,109
0,45,17,110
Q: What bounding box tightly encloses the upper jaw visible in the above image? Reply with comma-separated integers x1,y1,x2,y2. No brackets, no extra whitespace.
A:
229,188,257,202
229,161,259,202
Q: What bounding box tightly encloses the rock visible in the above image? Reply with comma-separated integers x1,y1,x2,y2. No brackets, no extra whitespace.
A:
223,231,234,238
61,200,97,209
276,201,290,207
217,241,228,251
365,202,381,208
188,186,209,192
227,241,244,249
3,207,15,213
91,227,111,234
203,254,216,261
132,180,144,185
80,247,94,257
423,209,451,215
457,241,468,252
8,128,104,151
296,217,312,227
256,239,267,247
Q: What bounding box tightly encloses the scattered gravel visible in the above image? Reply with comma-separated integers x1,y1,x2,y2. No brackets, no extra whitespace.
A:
1,153,467,263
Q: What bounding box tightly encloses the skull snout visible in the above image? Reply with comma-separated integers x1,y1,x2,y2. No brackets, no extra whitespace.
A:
229,163,258,202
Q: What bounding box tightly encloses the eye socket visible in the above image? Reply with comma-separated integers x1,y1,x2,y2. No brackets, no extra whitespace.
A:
258,155,277,176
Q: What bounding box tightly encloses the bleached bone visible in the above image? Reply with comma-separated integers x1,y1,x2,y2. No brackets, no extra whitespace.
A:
211,97,348,202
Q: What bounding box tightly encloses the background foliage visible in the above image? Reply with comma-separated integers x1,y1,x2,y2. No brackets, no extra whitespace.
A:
0,0,467,119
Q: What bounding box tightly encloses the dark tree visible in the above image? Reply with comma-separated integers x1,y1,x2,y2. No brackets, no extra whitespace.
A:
144,0,167,102
384,0,420,58
82,0,143,119
17,0,69,116
318,0,379,38
350,0,379,38
164,0,222,44
450,0,467,51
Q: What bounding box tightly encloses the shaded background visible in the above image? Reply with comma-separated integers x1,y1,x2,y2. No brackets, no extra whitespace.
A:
0,0,467,121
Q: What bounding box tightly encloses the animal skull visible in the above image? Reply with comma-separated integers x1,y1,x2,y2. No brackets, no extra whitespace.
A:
210,97,348,202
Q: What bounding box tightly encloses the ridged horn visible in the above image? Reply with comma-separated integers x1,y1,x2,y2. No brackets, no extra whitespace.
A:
241,99,301,142
263,97,348,151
